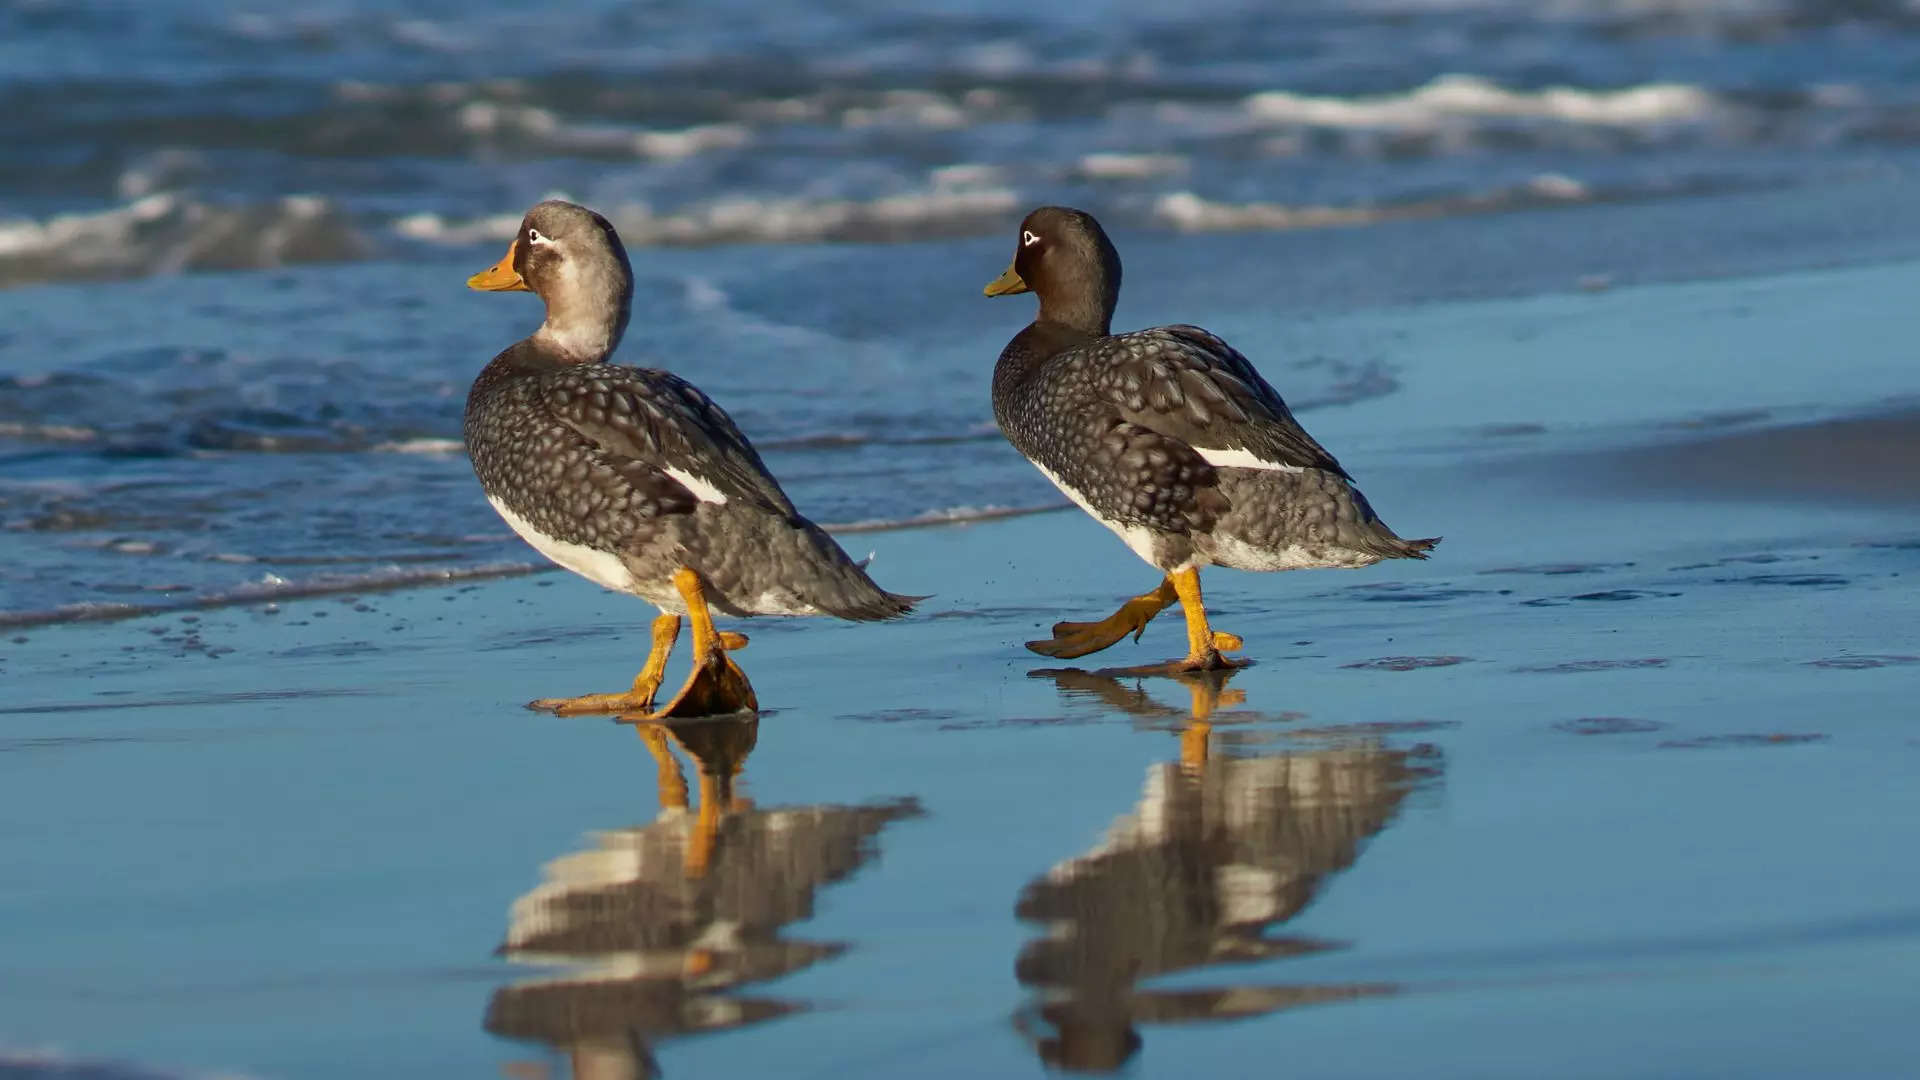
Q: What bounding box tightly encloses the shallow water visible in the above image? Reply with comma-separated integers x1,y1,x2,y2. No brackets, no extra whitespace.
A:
13,0,1920,624
10,178,1920,626
6,251,1920,1076
3,467,1918,1079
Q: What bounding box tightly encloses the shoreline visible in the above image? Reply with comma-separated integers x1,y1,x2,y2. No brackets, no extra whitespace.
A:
0,504,1075,631
14,392,1918,633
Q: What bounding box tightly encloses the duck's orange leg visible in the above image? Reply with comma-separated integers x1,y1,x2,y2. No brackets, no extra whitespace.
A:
1027,578,1179,659
652,567,758,718
530,613,683,715
1170,566,1245,672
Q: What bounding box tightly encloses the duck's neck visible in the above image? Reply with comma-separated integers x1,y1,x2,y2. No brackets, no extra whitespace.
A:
993,320,1097,400
532,262,632,363
532,302,626,364
1036,282,1116,338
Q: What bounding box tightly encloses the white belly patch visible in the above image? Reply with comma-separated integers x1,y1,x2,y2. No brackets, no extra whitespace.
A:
487,495,637,594
1029,460,1165,568
1202,533,1376,572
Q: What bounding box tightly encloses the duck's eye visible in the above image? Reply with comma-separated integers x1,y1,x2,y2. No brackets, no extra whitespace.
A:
1021,229,1041,248
526,227,552,246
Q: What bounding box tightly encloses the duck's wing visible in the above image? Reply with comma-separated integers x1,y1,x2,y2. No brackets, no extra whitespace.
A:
544,367,798,517
1087,325,1351,481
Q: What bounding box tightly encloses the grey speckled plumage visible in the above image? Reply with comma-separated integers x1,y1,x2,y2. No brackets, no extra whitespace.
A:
989,206,1437,574
464,200,915,621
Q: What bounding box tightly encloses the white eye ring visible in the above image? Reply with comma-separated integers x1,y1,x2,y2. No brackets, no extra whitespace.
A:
526,227,552,246
1021,229,1040,247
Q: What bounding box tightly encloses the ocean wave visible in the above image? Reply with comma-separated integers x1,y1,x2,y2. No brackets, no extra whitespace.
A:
0,1047,250,1080
0,504,1068,627
0,561,546,629
0,194,366,287
1154,173,1596,232
820,504,1070,534
399,186,1022,249
0,57,1904,289
0,421,100,444
307,72,1762,166
1076,152,1189,180
1244,75,1718,132
0,166,1741,288
314,79,1005,158
450,100,753,159
1096,73,1823,159
370,437,466,454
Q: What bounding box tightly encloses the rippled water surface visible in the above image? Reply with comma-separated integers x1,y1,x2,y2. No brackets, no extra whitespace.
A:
10,0,1920,622
11,0,1920,275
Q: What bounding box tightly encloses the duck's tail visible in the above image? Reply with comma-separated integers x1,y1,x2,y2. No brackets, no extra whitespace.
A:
1352,518,1441,562
789,519,927,621
1388,534,1442,560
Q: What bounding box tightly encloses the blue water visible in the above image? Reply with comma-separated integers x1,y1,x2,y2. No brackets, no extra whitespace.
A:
9,0,1920,622
3,473,1918,1077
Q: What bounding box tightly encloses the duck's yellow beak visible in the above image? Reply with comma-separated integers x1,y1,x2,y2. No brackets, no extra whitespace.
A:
467,240,529,291
982,261,1029,297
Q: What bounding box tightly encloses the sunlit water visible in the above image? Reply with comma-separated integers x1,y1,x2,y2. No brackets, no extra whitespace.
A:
11,0,1920,624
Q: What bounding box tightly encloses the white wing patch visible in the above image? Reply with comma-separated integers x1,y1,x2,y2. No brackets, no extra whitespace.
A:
663,467,729,504
1194,445,1304,473
486,495,636,593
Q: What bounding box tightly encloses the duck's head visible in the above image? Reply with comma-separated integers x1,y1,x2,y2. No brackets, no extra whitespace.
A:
469,199,633,363
983,205,1122,336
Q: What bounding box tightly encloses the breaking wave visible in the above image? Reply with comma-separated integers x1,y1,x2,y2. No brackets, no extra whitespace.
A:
1243,74,1722,137
0,505,1069,628
0,195,366,288
1154,173,1598,232
396,185,1022,249
2,65,1907,287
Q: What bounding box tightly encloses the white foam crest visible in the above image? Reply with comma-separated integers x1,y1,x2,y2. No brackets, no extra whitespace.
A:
1244,74,1719,131
116,149,211,199
0,561,547,629
398,185,1019,250
841,89,975,130
1155,173,1592,232
369,437,466,455
930,163,1005,189
1155,192,1383,232
0,421,100,442
822,503,1068,534
453,101,751,159
0,195,365,286
392,209,523,246
738,86,1010,131
1076,152,1189,180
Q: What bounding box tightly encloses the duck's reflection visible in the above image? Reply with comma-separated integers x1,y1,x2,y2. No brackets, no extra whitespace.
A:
1016,669,1439,1072
485,716,921,1080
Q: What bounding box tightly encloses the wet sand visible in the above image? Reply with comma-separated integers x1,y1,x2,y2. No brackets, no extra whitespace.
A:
5,258,1920,1078
1599,408,1920,504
